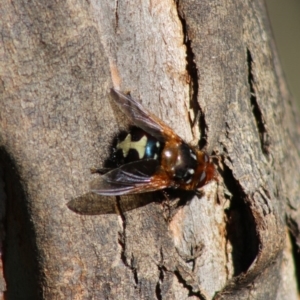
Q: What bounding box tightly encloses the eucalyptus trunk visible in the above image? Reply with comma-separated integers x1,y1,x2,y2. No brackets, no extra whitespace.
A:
0,0,300,299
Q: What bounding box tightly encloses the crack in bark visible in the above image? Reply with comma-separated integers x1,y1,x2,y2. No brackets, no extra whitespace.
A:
155,266,164,300
247,49,270,157
116,196,139,286
173,270,204,299
114,0,119,32
155,247,165,299
175,0,207,149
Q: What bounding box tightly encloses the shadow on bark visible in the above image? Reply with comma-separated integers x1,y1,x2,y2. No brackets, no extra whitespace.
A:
0,147,41,300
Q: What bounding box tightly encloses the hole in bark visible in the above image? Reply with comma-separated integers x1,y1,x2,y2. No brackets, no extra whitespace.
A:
0,147,42,299
247,49,270,156
223,164,259,275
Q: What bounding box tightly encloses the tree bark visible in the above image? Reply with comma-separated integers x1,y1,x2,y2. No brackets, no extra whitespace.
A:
1,0,300,299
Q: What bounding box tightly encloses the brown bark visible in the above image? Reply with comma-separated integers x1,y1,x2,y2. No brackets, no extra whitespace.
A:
0,0,300,299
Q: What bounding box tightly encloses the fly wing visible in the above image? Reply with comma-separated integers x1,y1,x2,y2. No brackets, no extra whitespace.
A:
110,88,181,142
90,159,171,196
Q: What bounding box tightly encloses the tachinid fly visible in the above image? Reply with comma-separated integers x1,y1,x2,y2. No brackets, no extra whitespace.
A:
90,88,215,196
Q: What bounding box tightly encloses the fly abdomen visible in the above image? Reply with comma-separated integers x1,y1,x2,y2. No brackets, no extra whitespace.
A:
113,127,164,166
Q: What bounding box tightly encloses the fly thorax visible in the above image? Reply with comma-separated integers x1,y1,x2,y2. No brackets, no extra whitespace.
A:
173,143,198,184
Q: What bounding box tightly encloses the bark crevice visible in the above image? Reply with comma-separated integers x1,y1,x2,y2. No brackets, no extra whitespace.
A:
176,1,207,149
116,197,139,285
174,270,203,299
247,48,270,157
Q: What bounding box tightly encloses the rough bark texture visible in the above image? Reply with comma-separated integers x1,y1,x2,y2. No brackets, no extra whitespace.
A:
0,0,300,299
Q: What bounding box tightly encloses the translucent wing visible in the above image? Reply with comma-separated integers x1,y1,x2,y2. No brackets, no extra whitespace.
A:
110,88,181,142
90,159,171,195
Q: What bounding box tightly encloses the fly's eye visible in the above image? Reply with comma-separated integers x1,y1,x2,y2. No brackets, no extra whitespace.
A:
197,171,207,187
174,167,195,183
173,143,197,182
189,149,197,161
204,153,209,163
183,168,195,184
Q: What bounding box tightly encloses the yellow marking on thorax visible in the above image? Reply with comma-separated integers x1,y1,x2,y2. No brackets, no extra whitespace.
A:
117,134,148,159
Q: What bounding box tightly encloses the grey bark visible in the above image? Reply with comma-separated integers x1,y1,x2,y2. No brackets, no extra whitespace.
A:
0,0,300,299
